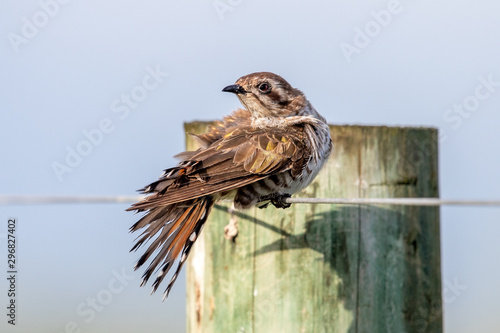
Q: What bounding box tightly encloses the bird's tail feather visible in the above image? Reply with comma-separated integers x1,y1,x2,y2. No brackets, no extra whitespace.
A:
129,195,214,300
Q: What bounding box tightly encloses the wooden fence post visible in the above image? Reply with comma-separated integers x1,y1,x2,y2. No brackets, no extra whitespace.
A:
185,123,442,333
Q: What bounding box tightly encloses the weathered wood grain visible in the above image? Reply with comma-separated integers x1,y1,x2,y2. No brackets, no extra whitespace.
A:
185,123,442,333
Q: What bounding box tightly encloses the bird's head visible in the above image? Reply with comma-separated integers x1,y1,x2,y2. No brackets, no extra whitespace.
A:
223,72,319,120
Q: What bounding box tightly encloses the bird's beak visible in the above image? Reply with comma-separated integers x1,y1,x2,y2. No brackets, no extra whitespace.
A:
222,84,247,94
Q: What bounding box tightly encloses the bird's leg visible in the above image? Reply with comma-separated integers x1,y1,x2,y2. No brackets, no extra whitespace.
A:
224,204,238,241
257,193,292,209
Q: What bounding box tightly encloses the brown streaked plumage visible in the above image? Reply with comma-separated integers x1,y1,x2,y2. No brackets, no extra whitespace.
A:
127,72,333,300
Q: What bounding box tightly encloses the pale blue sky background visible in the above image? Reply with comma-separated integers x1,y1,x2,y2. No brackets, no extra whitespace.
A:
1,1,500,332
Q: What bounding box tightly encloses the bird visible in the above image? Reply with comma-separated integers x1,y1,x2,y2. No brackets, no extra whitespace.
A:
127,72,333,300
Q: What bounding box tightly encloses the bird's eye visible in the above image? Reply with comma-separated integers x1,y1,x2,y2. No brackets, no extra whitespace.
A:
258,83,271,94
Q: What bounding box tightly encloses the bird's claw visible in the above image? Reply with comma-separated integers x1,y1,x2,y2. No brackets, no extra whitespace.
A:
257,193,292,209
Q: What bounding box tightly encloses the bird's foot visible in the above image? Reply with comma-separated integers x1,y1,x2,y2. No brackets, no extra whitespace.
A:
257,193,292,209
224,206,238,241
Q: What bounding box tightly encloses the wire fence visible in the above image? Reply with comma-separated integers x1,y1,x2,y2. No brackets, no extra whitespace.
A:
1,195,500,207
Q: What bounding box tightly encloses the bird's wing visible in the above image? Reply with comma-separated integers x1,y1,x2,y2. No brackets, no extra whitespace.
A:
192,109,251,148
127,124,311,211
